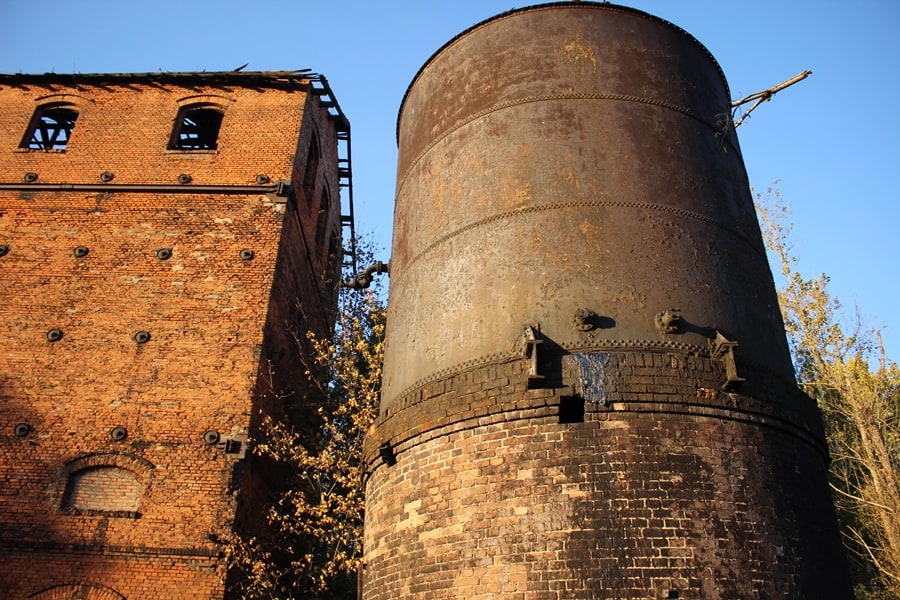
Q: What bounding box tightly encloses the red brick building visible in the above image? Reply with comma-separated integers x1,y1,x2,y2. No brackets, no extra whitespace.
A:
0,71,349,599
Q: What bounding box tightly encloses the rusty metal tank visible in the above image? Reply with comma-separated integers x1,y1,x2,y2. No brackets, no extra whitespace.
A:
366,4,852,598
381,1,793,408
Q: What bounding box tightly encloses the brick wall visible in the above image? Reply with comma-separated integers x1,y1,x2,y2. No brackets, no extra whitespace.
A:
363,350,851,599
0,73,343,599
0,75,302,185
63,467,143,512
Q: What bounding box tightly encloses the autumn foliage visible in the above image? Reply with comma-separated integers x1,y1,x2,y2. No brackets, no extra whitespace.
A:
757,190,900,599
225,276,385,599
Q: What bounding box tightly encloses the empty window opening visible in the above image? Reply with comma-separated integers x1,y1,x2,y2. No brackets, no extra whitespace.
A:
559,395,585,424
317,186,332,244
169,105,224,150
303,133,320,199
62,466,142,513
21,104,78,150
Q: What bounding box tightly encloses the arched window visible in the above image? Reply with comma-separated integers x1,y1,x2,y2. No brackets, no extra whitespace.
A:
60,452,153,517
169,104,224,150
302,132,320,200
21,103,79,150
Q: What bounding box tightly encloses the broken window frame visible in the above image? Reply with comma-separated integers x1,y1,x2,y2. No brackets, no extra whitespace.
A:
168,104,224,150
20,103,79,150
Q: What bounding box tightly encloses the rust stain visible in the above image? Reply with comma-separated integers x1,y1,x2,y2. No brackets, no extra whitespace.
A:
514,182,532,208
564,33,598,76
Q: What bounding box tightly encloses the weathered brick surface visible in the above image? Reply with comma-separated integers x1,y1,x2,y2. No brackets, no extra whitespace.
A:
0,74,342,599
363,351,851,599
0,76,301,185
2,551,223,599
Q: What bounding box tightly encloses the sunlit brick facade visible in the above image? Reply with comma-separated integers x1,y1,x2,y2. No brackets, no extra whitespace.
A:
0,71,347,599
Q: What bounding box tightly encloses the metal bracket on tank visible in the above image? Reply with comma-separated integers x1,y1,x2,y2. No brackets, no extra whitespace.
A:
710,331,745,391
522,325,544,385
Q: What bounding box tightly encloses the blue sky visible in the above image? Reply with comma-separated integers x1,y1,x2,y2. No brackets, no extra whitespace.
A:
2,0,897,360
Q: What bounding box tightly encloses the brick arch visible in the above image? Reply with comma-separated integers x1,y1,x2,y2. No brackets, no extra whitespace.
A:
174,92,235,106
32,92,94,105
64,451,154,479
28,582,124,600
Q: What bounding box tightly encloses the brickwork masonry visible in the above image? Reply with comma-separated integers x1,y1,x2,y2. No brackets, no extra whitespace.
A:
363,351,848,599
0,75,342,599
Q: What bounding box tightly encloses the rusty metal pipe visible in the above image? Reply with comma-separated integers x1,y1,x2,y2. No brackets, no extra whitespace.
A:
343,260,389,289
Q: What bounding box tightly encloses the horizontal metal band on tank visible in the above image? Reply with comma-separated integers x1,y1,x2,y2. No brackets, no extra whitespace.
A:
384,339,710,412
367,357,828,472
382,343,799,436
381,339,799,426
396,92,737,194
391,199,764,285
395,2,732,139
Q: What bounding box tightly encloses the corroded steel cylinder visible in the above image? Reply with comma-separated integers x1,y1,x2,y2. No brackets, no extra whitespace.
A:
382,2,796,406
365,3,850,599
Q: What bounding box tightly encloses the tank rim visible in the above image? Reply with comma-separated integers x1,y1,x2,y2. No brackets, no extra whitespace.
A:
395,1,730,144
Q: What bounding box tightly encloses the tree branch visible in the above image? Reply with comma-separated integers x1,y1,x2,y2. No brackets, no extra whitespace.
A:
732,70,812,127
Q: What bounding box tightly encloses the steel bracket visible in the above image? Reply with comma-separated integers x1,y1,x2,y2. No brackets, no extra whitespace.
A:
711,331,745,390
522,325,544,384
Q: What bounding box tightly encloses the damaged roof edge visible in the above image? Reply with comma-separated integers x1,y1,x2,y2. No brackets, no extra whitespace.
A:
0,69,320,87
0,68,350,130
